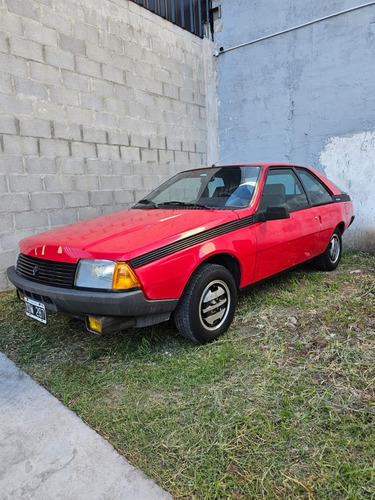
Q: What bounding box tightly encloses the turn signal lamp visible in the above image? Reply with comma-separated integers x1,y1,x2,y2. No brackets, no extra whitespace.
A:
87,316,102,334
112,262,141,290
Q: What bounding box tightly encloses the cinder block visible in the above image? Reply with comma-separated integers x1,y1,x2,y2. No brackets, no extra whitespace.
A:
62,70,89,91
111,53,134,72
130,134,148,148
19,118,51,138
71,141,97,161
75,57,101,78
0,174,8,193
107,130,129,146
81,93,104,111
53,121,81,141
90,190,113,206
15,210,49,230
39,138,70,157
114,84,135,101
74,21,99,44
44,47,75,71
9,174,43,193
30,62,60,85
59,33,86,56
76,175,99,191
174,151,190,163
63,191,89,208
0,115,18,135
25,156,57,174
90,78,114,98
66,106,92,125
114,189,135,205
86,43,112,64
120,146,140,161
50,207,78,226
159,150,174,163
31,192,63,210
97,144,120,160
140,149,158,162
99,176,122,190
100,32,122,53
0,94,33,115
0,193,30,213
86,159,111,175
0,74,12,94
57,157,85,174
0,53,28,78
96,112,117,129
102,64,124,84
23,19,58,47
139,120,157,135
10,37,44,63
0,11,23,36
49,87,79,106
3,135,38,155
41,6,72,33
0,214,14,233
15,78,48,100
105,98,126,115
78,206,103,221
83,7,107,30
150,136,166,150
82,127,107,144
0,154,24,174
43,174,75,191
6,0,39,21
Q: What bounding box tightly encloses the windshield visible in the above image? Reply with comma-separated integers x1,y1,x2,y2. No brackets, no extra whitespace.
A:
133,166,262,210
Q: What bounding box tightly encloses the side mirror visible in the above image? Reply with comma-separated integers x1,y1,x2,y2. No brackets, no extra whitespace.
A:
256,205,290,222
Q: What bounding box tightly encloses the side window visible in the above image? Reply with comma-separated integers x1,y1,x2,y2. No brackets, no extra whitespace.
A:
297,169,333,206
259,169,309,212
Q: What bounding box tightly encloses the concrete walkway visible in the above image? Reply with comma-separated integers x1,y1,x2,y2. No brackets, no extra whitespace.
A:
0,353,172,500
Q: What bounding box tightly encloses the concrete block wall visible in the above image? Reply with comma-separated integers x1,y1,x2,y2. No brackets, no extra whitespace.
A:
0,0,218,289
213,0,375,251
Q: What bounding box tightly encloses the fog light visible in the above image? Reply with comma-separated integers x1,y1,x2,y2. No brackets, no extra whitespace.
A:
87,316,102,334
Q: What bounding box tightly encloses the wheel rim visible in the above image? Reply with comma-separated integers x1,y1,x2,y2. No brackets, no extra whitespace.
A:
198,279,231,331
329,234,340,264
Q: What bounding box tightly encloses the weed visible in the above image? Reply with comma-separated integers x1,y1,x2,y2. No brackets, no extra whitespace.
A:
1,251,374,499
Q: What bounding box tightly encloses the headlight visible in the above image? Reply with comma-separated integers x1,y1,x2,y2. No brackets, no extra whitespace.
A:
75,260,140,290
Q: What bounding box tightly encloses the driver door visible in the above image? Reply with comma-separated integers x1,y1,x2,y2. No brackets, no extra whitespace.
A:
253,167,321,282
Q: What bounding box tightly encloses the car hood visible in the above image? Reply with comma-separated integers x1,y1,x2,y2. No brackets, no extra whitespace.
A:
19,209,240,263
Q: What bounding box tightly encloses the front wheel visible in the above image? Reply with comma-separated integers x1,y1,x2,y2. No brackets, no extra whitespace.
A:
315,228,342,271
174,263,237,344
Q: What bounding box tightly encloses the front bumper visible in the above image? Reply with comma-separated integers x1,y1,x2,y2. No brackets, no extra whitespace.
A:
7,266,178,321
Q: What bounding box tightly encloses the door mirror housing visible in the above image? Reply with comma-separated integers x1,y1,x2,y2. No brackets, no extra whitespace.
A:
257,205,290,222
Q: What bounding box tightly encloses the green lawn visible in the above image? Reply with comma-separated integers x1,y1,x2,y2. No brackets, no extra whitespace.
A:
1,252,374,499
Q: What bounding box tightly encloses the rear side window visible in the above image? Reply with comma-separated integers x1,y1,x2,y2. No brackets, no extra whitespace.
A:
259,168,309,212
297,168,333,206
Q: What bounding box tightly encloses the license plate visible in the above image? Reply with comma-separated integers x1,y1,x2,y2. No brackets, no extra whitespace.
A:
24,297,47,324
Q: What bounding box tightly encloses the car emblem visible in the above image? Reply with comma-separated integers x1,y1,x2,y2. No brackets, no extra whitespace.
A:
32,265,39,276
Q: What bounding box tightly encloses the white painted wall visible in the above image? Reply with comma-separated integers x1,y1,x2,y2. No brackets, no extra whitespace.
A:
320,132,375,251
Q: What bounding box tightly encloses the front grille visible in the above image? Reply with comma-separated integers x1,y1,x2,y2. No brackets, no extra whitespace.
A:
16,254,77,289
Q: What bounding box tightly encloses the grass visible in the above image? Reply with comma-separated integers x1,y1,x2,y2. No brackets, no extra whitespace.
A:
1,251,374,499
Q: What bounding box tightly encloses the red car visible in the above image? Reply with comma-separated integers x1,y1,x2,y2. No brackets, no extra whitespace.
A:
8,164,354,343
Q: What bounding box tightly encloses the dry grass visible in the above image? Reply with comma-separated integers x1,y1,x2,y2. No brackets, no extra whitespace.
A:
1,251,374,499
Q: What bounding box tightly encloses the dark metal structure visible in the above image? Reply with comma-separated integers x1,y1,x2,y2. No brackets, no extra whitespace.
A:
131,0,212,38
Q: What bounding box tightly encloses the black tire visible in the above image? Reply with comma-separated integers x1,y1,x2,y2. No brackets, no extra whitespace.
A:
174,263,237,344
315,228,342,271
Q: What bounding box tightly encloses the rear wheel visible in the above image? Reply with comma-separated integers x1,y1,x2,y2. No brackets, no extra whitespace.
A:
315,228,342,271
174,263,237,344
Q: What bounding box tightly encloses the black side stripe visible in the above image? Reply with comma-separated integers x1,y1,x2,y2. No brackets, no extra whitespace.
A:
130,215,255,268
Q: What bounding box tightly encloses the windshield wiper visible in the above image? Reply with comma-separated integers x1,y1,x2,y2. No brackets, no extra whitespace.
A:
159,201,208,209
132,199,158,209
